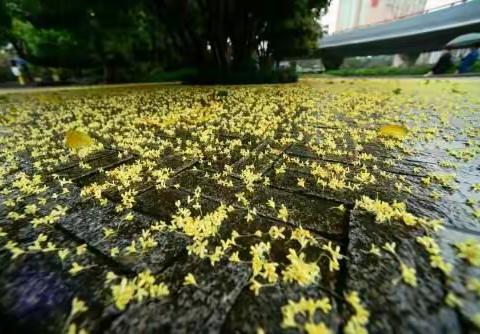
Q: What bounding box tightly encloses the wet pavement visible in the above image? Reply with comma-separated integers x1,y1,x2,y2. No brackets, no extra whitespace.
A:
0,78,479,333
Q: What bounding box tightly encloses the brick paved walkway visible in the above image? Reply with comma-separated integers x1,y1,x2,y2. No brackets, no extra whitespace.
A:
0,79,479,333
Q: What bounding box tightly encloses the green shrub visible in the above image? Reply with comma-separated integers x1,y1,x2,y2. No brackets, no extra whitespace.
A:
324,65,432,77
472,61,480,73
183,67,298,85
0,66,15,82
146,68,199,83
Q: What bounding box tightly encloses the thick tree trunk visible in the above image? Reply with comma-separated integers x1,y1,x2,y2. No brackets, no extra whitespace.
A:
206,0,229,71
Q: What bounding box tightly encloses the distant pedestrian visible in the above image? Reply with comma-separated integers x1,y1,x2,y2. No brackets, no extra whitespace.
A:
427,49,453,75
10,60,25,85
458,45,479,74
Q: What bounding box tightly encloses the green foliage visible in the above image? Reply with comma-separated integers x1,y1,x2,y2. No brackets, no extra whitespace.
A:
264,0,324,61
145,68,199,83
0,1,12,45
320,60,480,77
4,0,153,79
142,0,328,71
0,66,14,82
10,19,85,67
472,61,480,73
2,0,328,83
324,65,433,77
184,67,298,85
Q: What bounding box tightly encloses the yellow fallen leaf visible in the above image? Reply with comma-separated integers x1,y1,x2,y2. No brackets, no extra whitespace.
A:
378,124,408,140
65,130,94,149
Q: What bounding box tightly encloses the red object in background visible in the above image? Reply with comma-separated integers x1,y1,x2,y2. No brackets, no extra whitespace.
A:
371,0,379,7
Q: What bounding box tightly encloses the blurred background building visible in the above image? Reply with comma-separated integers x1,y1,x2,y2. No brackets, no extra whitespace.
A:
335,0,427,32
323,0,461,33
320,0,468,68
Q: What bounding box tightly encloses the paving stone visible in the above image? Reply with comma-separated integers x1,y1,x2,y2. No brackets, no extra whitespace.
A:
55,150,136,181
222,282,340,334
346,209,462,334
107,260,251,334
171,168,243,205
58,195,190,274
245,185,348,239
0,227,121,334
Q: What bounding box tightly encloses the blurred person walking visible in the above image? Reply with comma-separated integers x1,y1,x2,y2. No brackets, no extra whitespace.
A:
426,48,454,75
10,59,24,85
458,45,479,73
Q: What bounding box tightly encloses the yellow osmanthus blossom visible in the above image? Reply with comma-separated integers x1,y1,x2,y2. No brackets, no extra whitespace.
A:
107,162,144,189
275,163,286,175
58,249,70,261
110,277,137,310
250,242,273,282
268,226,286,240
416,236,452,277
172,204,231,241
455,239,480,267
297,177,306,188
471,313,480,329
357,196,444,231
277,204,289,222
125,241,137,255
445,292,463,308
138,229,158,252
173,204,233,263
71,297,88,317
67,323,88,334
225,248,239,262
467,277,480,297
282,249,320,286
267,198,276,209
24,203,39,215
183,273,198,286
240,165,262,192
304,322,332,334
281,297,332,332
12,173,44,196
344,291,370,334
109,270,169,310
110,247,120,257
426,172,456,189
103,227,115,239
31,205,68,228
152,168,173,189
382,242,397,255
69,262,88,276
76,244,87,255
4,241,25,259
28,233,48,251
400,262,417,287
355,170,376,185
368,243,381,257
249,279,263,296
7,211,26,221
291,226,317,248
321,241,343,272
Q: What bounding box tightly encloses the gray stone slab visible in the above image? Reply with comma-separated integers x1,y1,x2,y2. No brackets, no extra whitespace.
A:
245,185,348,239
346,209,462,334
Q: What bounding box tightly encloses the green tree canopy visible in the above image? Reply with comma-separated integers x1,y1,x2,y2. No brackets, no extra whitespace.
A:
2,0,329,82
